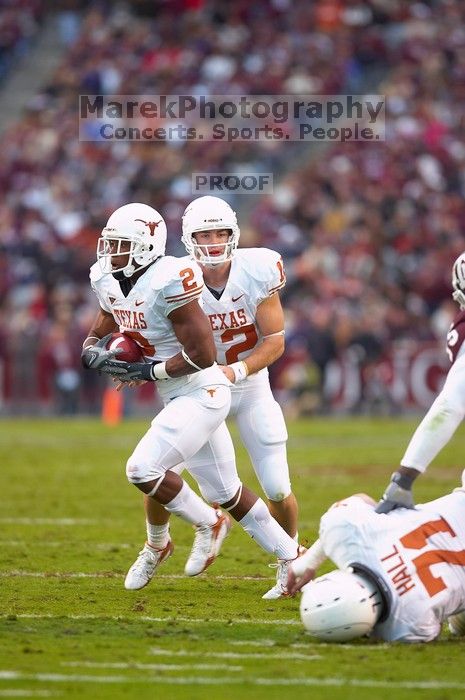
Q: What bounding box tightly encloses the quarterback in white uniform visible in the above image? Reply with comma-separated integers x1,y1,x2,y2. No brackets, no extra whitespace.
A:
289,478,465,643
125,196,299,599
82,202,302,587
377,251,465,513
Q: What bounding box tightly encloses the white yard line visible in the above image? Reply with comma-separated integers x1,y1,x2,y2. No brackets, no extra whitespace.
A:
0,542,132,550
149,647,319,661
0,613,301,626
0,571,272,581
230,640,276,647
62,661,242,672
0,692,59,698
0,519,95,526
225,639,389,650
0,671,463,689
0,572,120,579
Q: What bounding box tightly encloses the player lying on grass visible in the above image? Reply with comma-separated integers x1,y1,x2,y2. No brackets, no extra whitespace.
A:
82,202,303,594
123,196,300,600
377,251,465,513
287,476,465,642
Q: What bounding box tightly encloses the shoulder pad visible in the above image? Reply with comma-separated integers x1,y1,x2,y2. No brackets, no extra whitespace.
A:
89,261,105,283
159,257,204,310
235,248,281,282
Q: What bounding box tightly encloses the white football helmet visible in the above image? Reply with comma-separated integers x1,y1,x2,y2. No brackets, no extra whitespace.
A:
97,203,167,277
181,196,240,266
300,569,382,642
452,252,465,309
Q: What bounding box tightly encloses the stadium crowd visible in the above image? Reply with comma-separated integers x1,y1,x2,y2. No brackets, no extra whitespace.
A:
0,0,44,82
1,0,465,415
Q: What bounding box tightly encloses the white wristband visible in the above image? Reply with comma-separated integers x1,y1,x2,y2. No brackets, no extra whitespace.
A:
229,361,249,383
151,362,170,380
181,348,203,371
82,336,100,348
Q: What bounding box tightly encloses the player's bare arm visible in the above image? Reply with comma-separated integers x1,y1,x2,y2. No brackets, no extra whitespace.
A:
220,292,285,383
164,299,216,377
82,308,118,349
100,298,216,384
81,308,121,369
113,300,217,389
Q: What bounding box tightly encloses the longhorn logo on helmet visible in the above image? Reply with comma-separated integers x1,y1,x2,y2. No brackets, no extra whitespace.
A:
135,219,163,236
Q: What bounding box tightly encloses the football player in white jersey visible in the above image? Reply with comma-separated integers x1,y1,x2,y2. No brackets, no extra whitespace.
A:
288,476,465,643
376,251,465,513
124,196,299,599
82,202,302,587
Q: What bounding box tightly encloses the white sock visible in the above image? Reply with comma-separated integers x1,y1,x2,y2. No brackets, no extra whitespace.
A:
164,481,217,527
239,498,298,560
146,522,170,549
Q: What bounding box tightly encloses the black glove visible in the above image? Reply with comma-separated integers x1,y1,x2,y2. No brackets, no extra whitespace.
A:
375,471,415,514
81,334,122,370
98,359,159,382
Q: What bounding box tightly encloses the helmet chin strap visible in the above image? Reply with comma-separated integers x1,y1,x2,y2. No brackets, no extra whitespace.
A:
113,255,162,280
123,264,137,278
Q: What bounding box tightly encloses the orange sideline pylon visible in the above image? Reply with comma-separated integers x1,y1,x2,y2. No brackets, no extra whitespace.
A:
102,385,123,426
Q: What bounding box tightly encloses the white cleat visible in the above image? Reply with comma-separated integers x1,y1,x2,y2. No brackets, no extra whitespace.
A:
124,540,174,590
262,545,306,600
184,510,231,577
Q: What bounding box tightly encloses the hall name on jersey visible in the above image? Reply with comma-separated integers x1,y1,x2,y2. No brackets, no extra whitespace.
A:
208,308,247,331
113,309,147,330
381,544,416,596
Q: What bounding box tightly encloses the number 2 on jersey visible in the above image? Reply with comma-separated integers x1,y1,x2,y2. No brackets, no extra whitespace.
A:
400,518,465,597
222,324,259,363
180,267,198,292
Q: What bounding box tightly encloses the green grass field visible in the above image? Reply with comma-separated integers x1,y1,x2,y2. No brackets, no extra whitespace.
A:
1,417,465,700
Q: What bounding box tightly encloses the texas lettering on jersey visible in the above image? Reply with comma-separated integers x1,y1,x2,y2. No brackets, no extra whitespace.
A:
112,308,147,330
202,248,285,365
89,255,204,364
209,308,247,331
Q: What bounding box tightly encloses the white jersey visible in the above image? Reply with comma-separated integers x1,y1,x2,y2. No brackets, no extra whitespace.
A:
202,247,285,368
176,246,291,502
89,256,228,400
319,490,465,642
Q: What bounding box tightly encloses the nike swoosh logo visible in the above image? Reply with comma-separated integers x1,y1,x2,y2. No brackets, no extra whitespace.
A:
135,300,144,307
232,294,244,302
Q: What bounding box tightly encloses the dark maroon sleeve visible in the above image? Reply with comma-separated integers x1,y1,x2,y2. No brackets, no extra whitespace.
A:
446,310,465,364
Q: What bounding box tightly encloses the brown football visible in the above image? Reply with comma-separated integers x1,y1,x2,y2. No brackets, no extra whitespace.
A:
106,333,145,362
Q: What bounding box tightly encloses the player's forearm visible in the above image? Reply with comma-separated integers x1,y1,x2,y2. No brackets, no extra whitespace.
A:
165,338,216,378
402,352,465,471
239,336,284,376
291,539,326,577
401,397,464,472
83,310,118,348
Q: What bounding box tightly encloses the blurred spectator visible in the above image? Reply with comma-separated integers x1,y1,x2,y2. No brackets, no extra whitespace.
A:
0,1,43,82
1,0,465,414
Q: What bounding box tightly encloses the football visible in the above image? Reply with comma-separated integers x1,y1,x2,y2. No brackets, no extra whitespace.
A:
106,333,145,362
